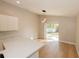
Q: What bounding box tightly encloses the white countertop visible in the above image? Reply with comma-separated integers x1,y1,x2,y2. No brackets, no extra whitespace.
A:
1,37,45,58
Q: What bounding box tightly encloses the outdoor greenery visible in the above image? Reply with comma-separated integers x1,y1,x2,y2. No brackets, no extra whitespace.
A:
47,24,59,33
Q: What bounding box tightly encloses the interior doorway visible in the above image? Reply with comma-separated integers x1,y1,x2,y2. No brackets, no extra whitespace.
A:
45,23,59,41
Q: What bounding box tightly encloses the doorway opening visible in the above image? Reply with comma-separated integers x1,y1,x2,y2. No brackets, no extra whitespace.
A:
45,23,59,41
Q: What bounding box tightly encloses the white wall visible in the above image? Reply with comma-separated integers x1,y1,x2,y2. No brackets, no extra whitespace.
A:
39,16,76,44
76,16,79,55
0,1,40,50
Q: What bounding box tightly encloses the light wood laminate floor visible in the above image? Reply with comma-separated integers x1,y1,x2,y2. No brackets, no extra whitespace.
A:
39,40,78,58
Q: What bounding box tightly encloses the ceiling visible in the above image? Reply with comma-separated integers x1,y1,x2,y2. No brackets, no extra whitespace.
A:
2,0,79,16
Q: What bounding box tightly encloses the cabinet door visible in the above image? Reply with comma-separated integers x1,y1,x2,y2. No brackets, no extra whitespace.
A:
0,15,18,31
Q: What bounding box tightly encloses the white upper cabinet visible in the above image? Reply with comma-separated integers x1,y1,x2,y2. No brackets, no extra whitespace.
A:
0,15,18,31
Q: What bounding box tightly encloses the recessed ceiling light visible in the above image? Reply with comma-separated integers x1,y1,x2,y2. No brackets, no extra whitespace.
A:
16,1,20,4
42,10,46,12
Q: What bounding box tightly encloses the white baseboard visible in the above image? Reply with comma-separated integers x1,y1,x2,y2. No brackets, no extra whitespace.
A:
60,40,76,45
